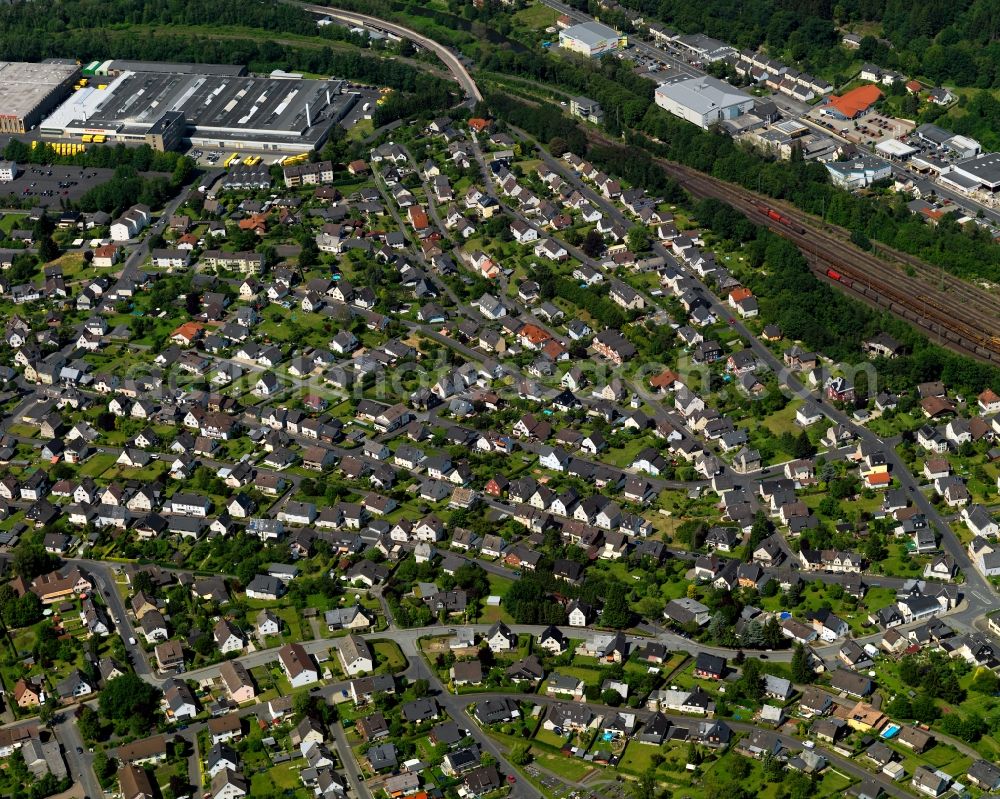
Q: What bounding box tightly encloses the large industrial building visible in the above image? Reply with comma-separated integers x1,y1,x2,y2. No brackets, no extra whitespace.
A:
558,21,627,58
87,59,247,78
825,155,892,189
39,62,358,153
0,61,80,134
654,77,754,130
939,153,1000,194
822,84,882,120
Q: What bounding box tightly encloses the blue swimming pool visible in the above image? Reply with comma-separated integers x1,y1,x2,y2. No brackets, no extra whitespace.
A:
881,724,901,739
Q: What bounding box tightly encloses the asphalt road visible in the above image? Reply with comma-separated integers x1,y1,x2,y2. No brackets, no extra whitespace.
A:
56,715,103,799
458,691,913,799
542,0,1000,228
331,715,375,799
67,559,151,677
297,3,483,103
526,132,994,622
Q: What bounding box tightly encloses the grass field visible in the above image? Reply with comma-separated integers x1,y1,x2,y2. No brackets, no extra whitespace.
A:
761,400,804,436
372,639,407,673
79,452,119,477
530,747,595,782
619,740,660,776
0,214,26,235
512,3,559,29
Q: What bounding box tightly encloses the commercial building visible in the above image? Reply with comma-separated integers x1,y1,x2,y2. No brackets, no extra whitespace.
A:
558,22,627,58
570,96,604,124
673,33,735,63
912,124,981,158
0,61,80,134
0,161,17,182
944,135,982,159
875,139,917,160
825,156,892,189
283,160,336,187
40,62,358,153
823,84,883,119
654,77,754,130
940,152,1000,193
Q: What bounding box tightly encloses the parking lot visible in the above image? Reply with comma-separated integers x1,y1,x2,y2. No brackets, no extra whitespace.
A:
806,108,914,149
0,163,120,206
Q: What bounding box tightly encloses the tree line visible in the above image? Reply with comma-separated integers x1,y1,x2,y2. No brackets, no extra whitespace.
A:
478,39,1000,285
611,0,1000,90
0,0,458,130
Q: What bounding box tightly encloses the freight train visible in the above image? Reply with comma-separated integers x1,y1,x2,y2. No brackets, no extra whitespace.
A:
752,201,806,234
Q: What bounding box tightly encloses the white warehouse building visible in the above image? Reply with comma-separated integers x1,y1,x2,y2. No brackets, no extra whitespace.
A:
824,155,892,189
654,77,754,130
558,21,626,58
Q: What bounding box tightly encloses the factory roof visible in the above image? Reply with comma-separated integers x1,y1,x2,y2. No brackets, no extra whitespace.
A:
41,65,354,146
105,60,247,77
951,152,1000,188
827,84,883,118
0,61,79,120
655,76,752,115
561,21,622,47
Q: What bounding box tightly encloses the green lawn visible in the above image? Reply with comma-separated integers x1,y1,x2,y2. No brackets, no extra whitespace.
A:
619,740,660,776
534,727,569,749
79,452,118,477
250,761,306,795
529,747,596,782
371,639,407,673
551,665,602,686
487,573,514,596
762,399,804,436
604,436,653,468
0,214,29,235
815,769,856,794
512,3,559,28
153,759,188,791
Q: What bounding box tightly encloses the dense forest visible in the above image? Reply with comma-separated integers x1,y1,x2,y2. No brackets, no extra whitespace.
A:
586,0,1000,89
0,0,457,127
548,0,1000,147
696,194,1000,392
490,92,1000,391
478,48,1000,285
0,0,365,59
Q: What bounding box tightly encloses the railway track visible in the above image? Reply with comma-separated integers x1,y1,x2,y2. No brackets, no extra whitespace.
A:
656,160,1000,364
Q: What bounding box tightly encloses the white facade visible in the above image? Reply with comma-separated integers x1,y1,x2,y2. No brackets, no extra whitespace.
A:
559,22,625,58
109,205,150,242
825,156,892,189
654,77,754,130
